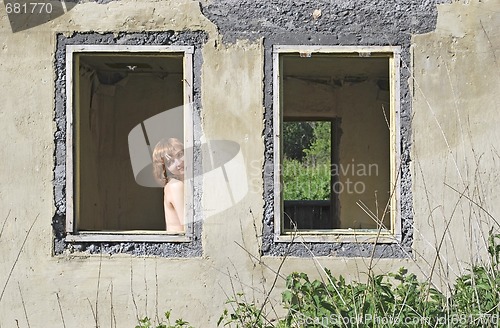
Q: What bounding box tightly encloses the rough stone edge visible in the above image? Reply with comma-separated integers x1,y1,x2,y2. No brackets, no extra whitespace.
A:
260,34,413,258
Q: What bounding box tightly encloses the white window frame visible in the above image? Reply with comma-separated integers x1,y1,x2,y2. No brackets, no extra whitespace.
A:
65,45,194,243
273,45,401,243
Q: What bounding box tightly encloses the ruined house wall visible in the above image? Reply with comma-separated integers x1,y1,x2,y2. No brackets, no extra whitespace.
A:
201,0,444,257
411,0,500,282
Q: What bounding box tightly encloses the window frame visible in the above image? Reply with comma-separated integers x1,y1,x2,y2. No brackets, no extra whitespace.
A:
273,45,402,243
64,45,194,243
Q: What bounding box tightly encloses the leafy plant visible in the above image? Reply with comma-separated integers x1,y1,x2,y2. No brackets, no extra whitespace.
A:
449,233,500,327
282,120,332,201
136,311,194,328
303,121,331,166
217,292,275,328
146,234,500,328
282,159,331,200
280,268,446,328
283,122,314,161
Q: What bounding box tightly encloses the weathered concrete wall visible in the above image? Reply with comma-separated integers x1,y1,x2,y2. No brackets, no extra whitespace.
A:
219,0,444,257
411,0,500,286
1,0,499,326
1,2,223,326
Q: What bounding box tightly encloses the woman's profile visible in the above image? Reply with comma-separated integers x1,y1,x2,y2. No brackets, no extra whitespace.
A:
152,138,185,232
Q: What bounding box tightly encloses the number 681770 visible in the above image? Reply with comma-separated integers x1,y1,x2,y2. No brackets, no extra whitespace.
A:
5,2,53,14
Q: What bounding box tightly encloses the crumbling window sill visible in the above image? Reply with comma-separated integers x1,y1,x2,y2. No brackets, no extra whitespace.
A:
275,230,400,244
65,231,191,243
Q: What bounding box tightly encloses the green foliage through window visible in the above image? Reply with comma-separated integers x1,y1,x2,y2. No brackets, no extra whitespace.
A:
283,121,332,201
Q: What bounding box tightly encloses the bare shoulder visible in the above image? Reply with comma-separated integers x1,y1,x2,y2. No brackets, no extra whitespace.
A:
165,179,183,195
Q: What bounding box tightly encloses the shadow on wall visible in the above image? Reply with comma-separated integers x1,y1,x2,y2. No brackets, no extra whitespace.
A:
4,0,78,32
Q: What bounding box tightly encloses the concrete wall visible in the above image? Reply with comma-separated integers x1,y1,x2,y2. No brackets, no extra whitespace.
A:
0,0,499,326
411,0,500,283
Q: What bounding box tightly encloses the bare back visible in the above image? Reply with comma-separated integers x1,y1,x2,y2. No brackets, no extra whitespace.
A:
163,178,184,232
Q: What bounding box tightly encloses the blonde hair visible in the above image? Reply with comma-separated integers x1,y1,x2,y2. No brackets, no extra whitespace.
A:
152,138,184,186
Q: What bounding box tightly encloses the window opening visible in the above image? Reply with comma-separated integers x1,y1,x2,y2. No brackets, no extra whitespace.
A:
273,46,401,243
65,45,194,242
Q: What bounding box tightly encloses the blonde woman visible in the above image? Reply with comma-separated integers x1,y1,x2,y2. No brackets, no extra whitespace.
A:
152,138,185,232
